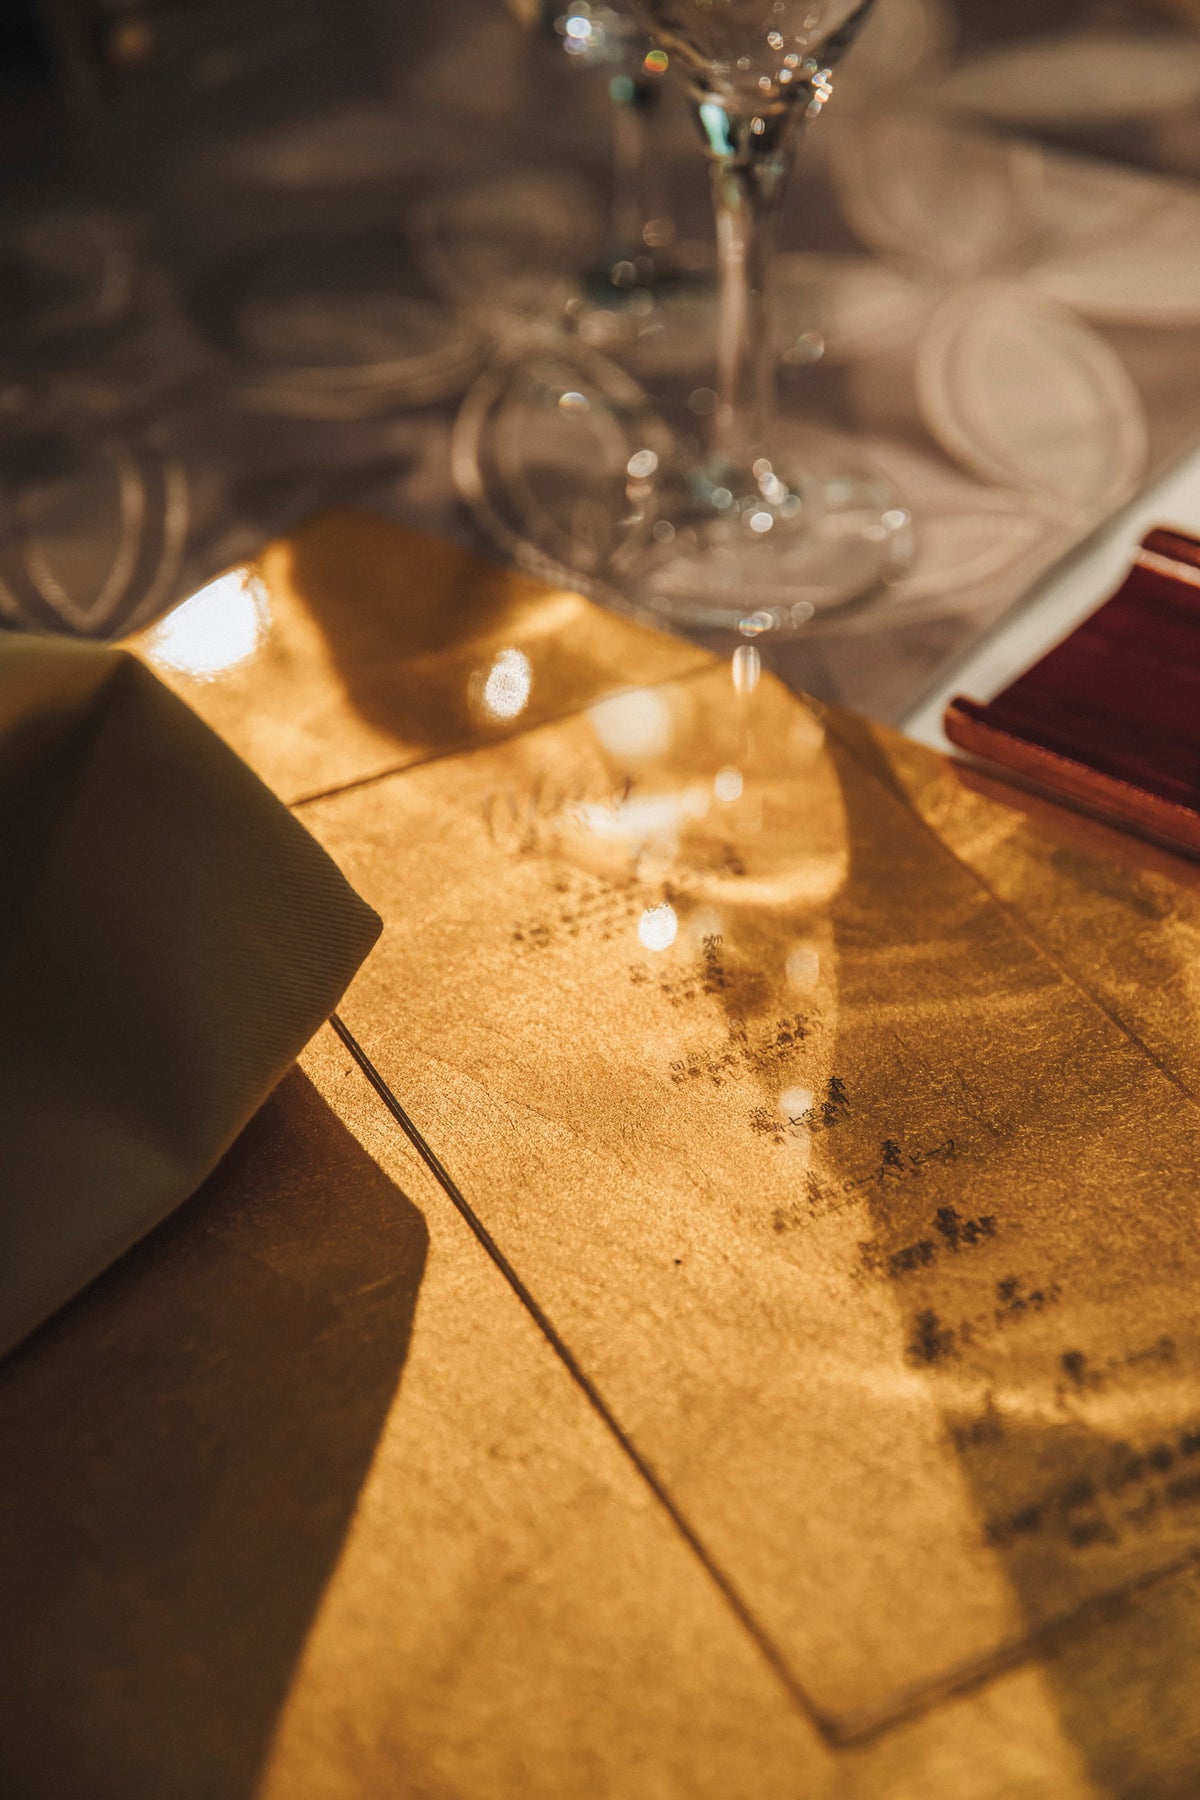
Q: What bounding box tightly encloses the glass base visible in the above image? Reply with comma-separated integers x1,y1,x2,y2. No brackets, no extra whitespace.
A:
632,438,913,630
454,341,673,582
453,346,913,636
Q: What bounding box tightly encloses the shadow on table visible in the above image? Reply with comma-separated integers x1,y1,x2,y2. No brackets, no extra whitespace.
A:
281,507,695,775
827,711,1200,1791
0,1066,428,1800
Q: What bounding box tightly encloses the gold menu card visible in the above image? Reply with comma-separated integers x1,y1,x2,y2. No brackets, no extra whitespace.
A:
308,658,1200,1738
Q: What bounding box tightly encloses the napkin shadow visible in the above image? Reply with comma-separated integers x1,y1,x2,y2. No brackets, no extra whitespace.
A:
0,1066,428,1800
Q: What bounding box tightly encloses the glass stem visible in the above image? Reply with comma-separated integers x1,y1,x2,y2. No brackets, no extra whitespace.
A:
700,107,799,477
608,76,666,269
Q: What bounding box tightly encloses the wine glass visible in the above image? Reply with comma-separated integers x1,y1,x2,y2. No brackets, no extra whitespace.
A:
419,1,709,357
458,0,911,632
617,0,912,626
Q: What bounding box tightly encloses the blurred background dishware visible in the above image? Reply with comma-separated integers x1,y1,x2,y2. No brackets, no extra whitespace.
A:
0,391,188,636
184,231,483,422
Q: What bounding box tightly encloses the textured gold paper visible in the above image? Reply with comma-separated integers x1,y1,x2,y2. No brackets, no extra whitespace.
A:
0,1041,828,1800
302,659,1200,1735
847,714,1200,1098
260,1029,1117,1800
0,1021,1137,1800
9,512,1200,1795
128,508,708,804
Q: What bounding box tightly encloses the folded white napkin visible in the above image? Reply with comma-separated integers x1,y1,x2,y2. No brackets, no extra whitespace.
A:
0,635,381,1357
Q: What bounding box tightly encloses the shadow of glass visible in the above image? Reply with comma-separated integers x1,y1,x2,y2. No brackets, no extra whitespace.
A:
255,507,539,774
827,712,1200,1786
0,1066,428,1800
284,507,522,750
277,510,696,782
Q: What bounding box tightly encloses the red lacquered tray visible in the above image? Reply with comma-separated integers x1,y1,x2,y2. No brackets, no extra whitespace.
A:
945,526,1200,857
